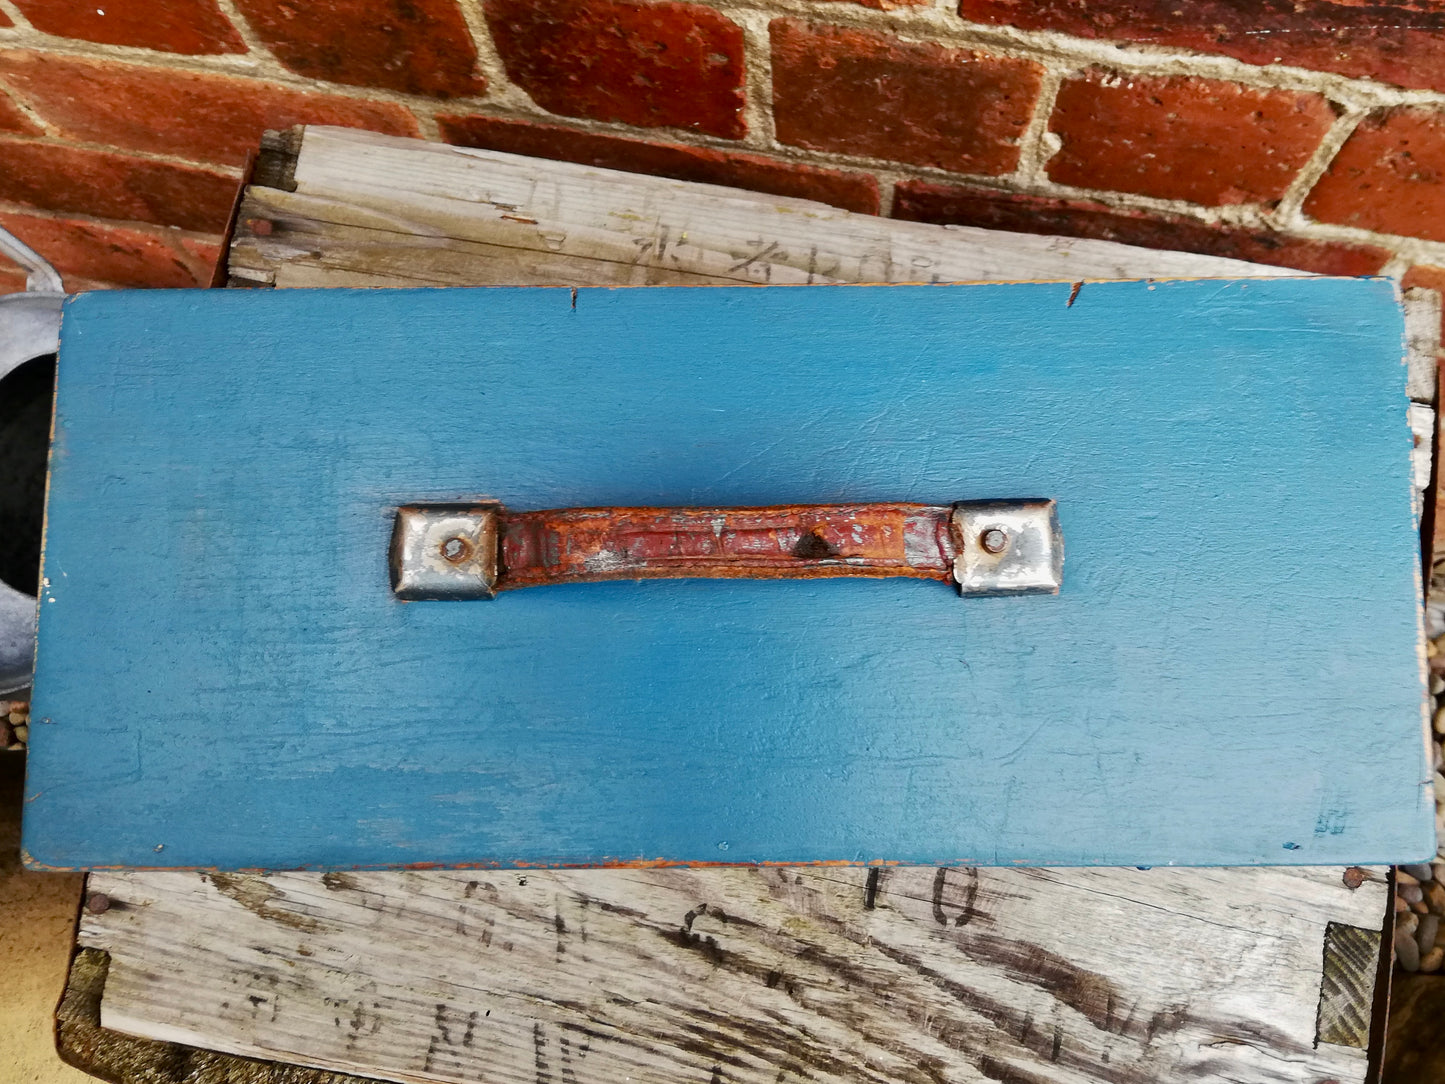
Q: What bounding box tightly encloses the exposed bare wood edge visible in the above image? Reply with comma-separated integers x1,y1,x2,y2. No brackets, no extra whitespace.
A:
58,948,388,1084
253,127,302,194
1403,290,1441,405
1316,922,1382,1049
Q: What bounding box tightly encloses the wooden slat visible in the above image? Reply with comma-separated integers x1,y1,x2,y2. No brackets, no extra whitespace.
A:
81,864,1386,1084
229,127,1305,290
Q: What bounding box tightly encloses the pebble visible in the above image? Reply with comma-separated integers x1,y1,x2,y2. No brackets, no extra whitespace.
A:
1426,880,1445,913
0,722,9,748
13,724,27,744
1421,914,1441,954
1404,862,1436,883
1396,894,1409,913
7,710,24,724
1399,869,1420,886
1424,947,1445,973
1398,927,1423,971
1403,883,1425,905
1400,910,1420,937
1415,900,1432,914
1436,704,1445,734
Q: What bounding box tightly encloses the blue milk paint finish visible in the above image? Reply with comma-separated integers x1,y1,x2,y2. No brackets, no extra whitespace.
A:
23,279,1433,869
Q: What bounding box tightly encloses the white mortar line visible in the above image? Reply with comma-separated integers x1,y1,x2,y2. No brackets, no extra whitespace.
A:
1011,65,1068,184
873,169,902,216
1271,107,1368,227
208,0,268,59
733,8,778,149
1382,253,1417,278
0,80,53,137
449,0,538,115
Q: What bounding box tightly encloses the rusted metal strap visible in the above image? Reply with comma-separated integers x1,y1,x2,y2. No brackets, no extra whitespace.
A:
391,499,1061,600
500,503,955,588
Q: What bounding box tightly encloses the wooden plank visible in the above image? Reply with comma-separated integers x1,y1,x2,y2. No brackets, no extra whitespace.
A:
57,947,384,1084
25,279,1431,869
79,864,1386,1084
227,127,1304,291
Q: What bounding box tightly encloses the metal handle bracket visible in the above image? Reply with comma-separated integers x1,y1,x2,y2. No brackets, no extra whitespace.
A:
392,499,1061,601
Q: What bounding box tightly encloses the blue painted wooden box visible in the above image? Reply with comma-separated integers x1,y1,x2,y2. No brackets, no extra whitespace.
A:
23,279,1435,869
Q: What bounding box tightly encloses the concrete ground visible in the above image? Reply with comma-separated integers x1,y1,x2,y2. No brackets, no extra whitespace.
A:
0,750,92,1082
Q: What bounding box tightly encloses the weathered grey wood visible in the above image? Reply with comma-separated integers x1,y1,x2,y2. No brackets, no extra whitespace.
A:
76,124,1408,1084
230,126,1302,290
81,865,1387,1084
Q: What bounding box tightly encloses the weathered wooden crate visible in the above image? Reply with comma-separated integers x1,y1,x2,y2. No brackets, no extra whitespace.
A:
51,125,1431,1084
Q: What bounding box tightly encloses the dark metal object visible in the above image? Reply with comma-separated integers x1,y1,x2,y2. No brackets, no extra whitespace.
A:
392,499,1062,600
0,225,63,694
85,892,111,914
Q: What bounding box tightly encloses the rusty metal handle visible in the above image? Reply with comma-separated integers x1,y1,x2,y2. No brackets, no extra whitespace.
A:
391,500,1061,600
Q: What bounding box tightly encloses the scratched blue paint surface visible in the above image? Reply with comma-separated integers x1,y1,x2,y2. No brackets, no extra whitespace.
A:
23,280,1434,869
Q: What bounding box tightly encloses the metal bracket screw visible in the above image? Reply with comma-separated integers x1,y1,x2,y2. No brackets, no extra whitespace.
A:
980,527,1010,554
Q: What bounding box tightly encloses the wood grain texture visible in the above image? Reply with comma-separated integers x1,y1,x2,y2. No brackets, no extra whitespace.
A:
57,948,388,1084
24,278,1431,869
78,864,1387,1084
227,127,1308,291
1315,921,1380,1049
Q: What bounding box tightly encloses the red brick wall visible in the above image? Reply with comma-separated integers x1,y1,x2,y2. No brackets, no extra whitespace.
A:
3,0,1445,293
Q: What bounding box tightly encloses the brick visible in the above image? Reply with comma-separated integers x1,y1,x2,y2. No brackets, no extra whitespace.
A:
0,211,216,289
770,18,1042,175
1304,109,1445,243
0,267,26,295
820,0,928,7
11,0,244,55
0,53,420,167
958,0,1445,94
1404,266,1445,297
0,139,239,233
0,92,40,137
231,0,484,98
484,0,746,139
437,113,880,213
0,9,10,27
894,180,1393,276
1047,70,1337,206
